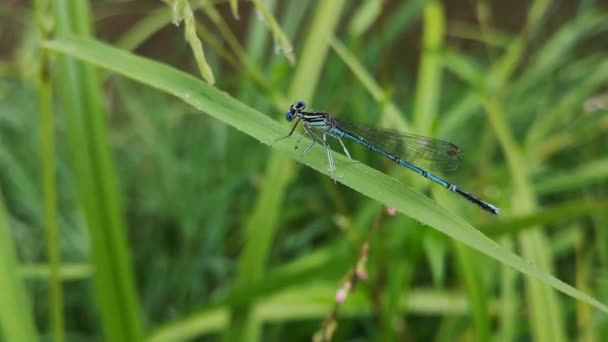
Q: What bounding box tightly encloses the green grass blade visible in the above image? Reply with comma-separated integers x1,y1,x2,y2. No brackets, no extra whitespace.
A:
349,0,382,36
288,0,346,101
454,243,490,341
480,200,608,238
413,0,444,134
229,1,346,340
148,284,473,341
535,159,608,195
20,263,93,281
497,237,518,341
383,0,428,43
484,97,566,342
0,193,38,342
329,37,410,131
443,3,575,339
36,0,65,339
442,50,486,92
50,1,144,340
45,37,608,316
115,5,172,51
38,29,65,342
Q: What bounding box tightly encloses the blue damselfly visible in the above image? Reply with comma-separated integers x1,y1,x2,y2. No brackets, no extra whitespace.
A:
277,100,500,215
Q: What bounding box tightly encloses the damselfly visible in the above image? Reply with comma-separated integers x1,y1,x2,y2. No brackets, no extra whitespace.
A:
277,100,500,215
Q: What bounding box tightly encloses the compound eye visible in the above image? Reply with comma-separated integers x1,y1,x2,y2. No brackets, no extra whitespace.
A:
295,100,306,110
285,111,294,122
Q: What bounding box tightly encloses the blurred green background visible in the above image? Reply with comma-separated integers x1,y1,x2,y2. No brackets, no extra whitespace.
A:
1,0,608,341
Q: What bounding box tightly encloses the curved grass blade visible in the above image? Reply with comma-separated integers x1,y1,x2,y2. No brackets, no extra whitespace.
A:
45,36,608,316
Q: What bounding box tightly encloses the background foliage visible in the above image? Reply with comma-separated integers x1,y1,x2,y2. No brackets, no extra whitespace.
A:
1,0,608,341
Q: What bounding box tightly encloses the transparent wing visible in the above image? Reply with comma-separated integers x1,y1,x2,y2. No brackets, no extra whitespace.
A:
332,118,462,172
